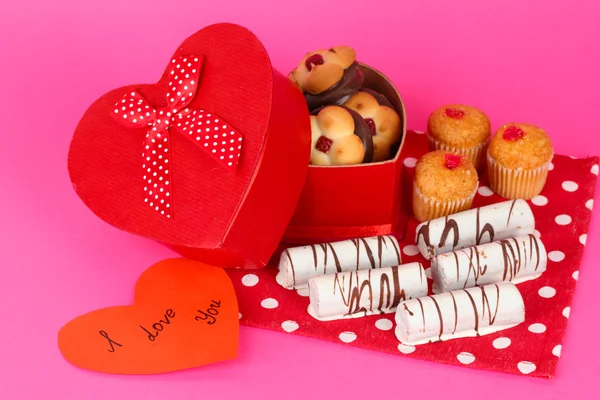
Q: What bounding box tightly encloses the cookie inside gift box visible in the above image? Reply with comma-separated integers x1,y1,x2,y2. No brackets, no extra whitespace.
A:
283,46,409,244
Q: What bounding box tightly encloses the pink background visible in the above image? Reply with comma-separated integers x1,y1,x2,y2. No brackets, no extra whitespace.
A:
1,0,599,398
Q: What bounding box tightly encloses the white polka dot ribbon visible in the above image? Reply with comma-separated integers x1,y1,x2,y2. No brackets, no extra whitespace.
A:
110,55,243,219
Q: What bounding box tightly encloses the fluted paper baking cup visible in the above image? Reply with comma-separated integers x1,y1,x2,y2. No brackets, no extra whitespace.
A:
427,135,489,170
487,154,552,200
412,183,478,222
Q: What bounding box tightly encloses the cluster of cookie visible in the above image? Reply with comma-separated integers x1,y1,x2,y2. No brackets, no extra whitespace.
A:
289,46,402,165
413,104,554,222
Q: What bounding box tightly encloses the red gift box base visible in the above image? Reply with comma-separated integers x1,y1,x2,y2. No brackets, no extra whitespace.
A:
283,63,409,245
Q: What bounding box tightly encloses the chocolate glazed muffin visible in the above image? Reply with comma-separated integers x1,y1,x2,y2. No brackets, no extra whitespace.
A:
289,46,364,111
309,105,374,165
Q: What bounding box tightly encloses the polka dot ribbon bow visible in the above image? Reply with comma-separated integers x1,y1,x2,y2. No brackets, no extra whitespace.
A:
110,55,242,219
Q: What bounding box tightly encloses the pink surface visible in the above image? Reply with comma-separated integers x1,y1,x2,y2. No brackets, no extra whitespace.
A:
0,0,598,399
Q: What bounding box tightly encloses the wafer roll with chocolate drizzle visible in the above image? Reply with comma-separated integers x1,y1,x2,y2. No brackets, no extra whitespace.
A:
432,234,547,293
395,282,525,345
307,262,427,321
416,199,535,260
276,235,402,290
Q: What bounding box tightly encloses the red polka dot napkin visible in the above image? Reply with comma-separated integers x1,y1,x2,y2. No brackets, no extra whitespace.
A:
226,130,598,379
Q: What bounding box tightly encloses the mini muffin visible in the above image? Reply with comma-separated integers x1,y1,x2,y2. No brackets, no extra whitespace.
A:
289,46,364,111
427,105,491,170
309,105,374,166
487,123,553,199
343,88,402,162
413,150,479,222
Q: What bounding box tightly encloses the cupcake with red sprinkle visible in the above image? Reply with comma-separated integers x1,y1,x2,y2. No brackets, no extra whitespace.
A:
427,104,491,170
413,150,479,222
487,123,553,199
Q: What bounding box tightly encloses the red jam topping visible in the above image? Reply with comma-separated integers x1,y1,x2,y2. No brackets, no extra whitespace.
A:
503,125,526,141
365,118,377,135
305,54,324,71
445,108,465,119
316,136,333,153
444,153,463,170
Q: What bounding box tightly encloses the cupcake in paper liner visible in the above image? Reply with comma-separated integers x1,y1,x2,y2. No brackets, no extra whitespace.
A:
413,150,479,222
487,123,553,200
427,104,491,170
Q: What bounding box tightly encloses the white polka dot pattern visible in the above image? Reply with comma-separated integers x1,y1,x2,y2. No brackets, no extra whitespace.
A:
178,110,243,167
457,352,476,365
339,331,357,343
375,318,393,331
222,131,599,379
492,337,511,349
517,361,536,374
403,157,417,168
552,345,562,357
402,245,419,256
477,186,494,197
562,181,579,192
110,55,243,218
398,344,416,354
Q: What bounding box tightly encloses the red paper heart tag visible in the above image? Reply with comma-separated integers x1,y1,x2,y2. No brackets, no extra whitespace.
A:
57,258,239,374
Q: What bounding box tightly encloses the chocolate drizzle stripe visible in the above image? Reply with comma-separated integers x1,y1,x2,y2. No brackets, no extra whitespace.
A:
454,252,460,282
416,222,432,254
319,243,328,274
461,247,488,288
417,298,426,328
523,238,528,270
333,273,347,303
392,266,404,307
351,239,360,271
500,239,518,281
449,292,458,334
463,289,479,335
403,303,414,316
480,285,500,325
327,243,343,273
514,238,522,276
367,269,373,312
438,217,459,250
311,245,318,271
532,234,541,271
360,238,376,269
285,249,296,287
379,271,391,311
389,236,401,264
524,234,541,272
430,297,444,341
506,200,517,227
377,236,384,269
476,207,495,245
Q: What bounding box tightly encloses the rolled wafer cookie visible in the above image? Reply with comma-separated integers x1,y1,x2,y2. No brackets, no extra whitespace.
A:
431,234,547,293
416,199,535,260
307,262,427,321
395,282,525,345
276,235,402,290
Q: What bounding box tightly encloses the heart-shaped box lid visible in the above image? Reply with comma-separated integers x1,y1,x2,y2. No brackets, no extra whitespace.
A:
68,23,312,269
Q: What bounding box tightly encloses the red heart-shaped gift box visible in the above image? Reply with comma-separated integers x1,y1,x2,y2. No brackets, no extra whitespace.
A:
69,23,409,269
68,23,311,269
